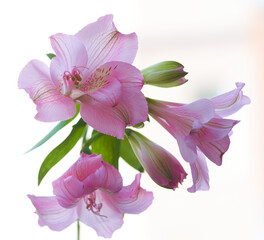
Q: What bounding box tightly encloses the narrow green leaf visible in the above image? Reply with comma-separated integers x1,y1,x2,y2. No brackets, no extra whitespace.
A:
120,135,144,172
91,132,120,169
38,118,86,185
26,104,80,153
47,53,56,59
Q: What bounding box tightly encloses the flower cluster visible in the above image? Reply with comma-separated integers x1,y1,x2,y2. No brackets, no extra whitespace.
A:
19,15,250,238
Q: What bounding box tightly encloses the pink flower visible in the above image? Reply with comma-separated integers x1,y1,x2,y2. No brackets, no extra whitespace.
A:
147,82,250,192
28,153,153,238
126,129,187,190
18,15,148,139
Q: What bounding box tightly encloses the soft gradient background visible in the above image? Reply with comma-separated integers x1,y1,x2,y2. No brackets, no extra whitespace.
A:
1,0,263,239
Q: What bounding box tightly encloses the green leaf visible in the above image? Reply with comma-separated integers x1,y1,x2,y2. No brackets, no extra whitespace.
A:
120,135,144,172
46,53,56,59
26,104,80,153
91,131,120,169
38,118,87,185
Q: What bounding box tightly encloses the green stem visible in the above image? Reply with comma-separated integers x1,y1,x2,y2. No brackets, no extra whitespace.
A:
81,132,104,153
77,219,80,240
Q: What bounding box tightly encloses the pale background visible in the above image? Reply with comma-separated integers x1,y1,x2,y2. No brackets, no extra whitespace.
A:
0,0,263,239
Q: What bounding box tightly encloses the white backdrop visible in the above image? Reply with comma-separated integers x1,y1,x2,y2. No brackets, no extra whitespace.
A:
1,0,263,239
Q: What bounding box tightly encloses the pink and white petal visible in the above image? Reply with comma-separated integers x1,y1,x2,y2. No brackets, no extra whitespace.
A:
197,136,230,166
187,151,210,193
75,15,138,74
87,76,122,107
110,174,153,214
28,195,78,231
194,118,239,142
18,59,76,122
98,61,144,92
79,95,127,139
83,160,123,193
179,99,215,124
115,91,148,126
50,33,88,88
77,191,123,238
52,176,84,208
210,82,251,117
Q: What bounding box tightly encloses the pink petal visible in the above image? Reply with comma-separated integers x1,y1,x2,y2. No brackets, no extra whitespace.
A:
100,61,144,92
28,195,77,231
177,135,197,163
197,136,230,166
115,91,148,126
53,153,123,206
77,191,123,238
149,98,215,139
50,33,88,89
193,118,239,142
210,82,251,117
79,61,147,138
52,176,84,208
79,96,127,139
187,151,210,193
84,75,122,107
75,15,138,75
110,174,153,214
18,59,76,121
83,159,123,193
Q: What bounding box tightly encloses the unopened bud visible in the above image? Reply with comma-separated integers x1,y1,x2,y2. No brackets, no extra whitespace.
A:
142,61,188,88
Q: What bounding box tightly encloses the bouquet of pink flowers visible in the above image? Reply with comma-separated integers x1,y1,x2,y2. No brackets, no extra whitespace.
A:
18,15,250,238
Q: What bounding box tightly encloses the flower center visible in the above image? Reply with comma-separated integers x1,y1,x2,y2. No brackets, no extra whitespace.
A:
62,67,82,95
84,192,106,217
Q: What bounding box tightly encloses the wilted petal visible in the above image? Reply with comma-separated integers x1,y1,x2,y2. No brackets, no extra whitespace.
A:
187,151,209,193
18,59,76,121
75,15,138,74
211,82,250,117
28,195,77,231
127,130,187,189
110,174,153,213
77,191,123,238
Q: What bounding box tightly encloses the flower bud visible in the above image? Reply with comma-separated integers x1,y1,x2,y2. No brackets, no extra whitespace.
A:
125,129,187,190
142,61,188,88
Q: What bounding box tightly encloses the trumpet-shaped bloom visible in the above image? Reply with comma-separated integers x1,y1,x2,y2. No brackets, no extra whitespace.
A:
147,82,250,192
28,153,153,238
18,15,148,139
126,129,187,190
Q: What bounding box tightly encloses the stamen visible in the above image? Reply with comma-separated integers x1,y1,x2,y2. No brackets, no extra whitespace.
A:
84,193,106,217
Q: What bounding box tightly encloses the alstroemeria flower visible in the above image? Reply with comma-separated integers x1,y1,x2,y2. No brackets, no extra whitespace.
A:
126,129,187,190
28,153,153,238
18,15,148,139
147,82,250,192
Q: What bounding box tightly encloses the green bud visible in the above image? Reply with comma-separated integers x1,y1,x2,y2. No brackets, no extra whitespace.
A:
141,61,188,88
